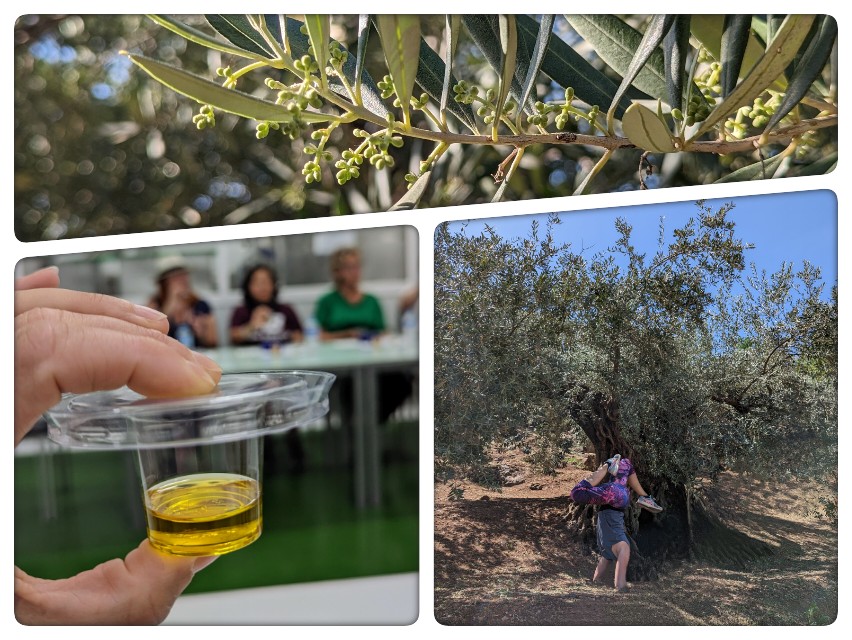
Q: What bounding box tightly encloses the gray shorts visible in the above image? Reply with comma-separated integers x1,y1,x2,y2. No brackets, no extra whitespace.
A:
597,508,629,561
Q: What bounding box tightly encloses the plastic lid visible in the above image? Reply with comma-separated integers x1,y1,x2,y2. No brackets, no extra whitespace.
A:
44,370,335,450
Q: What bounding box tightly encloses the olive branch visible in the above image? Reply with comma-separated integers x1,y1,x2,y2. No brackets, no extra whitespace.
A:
126,14,837,208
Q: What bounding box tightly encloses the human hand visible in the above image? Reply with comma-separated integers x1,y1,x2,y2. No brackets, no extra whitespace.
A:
15,266,60,290
190,312,218,348
159,277,191,321
15,541,217,625
15,271,222,445
249,305,272,330
14,268,223,624
161,291,191,323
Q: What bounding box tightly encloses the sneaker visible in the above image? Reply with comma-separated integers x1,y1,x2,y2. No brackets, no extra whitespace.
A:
606,454,621,477
637,495,663,513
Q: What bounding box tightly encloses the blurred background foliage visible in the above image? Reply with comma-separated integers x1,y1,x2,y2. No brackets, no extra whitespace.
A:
15,15,838,241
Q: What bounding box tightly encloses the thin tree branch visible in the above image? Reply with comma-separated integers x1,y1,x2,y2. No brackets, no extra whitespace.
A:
360,114,836,154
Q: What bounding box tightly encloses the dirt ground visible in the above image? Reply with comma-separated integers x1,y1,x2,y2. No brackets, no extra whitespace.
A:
434,450,838,625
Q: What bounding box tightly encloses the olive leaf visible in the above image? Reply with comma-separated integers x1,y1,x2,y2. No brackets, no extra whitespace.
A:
205,15,275,58
493,16,518,140
149,15,268,61
465,15,612,119
762,15,837,136
574,149,614,196
415,40,478,133
441,15,462,126
355,15,370,103
462,16,528,114
765,15,785,48
283,17,389,119
622,103,676,152
515,14,633,118
491,177,513,203
303,15,331,88
565,15,669,101
690,15,782,90
125,53,338,124
375,16,421,128
261,15,285,52
714,152,786,183
517,14,554,128
605,15,675,133
793,151,837,177
754,15,821,90
720,16,753,97
663,16,691,114
389,171,431,210
692,15,816,139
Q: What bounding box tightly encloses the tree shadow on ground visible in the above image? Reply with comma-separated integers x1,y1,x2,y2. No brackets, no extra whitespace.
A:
435,472,838,625
435,495,593,589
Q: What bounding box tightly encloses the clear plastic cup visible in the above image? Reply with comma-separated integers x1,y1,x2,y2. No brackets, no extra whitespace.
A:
136,437,263,556
44,371,334,556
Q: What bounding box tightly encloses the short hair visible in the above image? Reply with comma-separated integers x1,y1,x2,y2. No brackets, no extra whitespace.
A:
330,247,360,273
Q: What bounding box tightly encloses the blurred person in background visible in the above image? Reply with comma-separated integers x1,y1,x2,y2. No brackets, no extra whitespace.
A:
230,264,303,346
230,263,306,472
316,247,412,426
315,247,385,341
147,260,217,348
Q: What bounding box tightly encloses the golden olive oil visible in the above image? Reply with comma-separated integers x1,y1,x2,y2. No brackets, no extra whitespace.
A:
145,472,261,556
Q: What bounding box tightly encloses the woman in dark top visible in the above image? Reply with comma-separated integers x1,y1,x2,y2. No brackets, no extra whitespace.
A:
230,264,303,345
147,263,217,348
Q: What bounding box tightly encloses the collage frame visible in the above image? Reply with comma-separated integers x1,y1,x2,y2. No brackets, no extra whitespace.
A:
5,2,848,637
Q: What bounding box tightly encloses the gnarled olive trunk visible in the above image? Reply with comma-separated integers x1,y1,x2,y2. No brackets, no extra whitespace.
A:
563,385,774,580
564,385,692,580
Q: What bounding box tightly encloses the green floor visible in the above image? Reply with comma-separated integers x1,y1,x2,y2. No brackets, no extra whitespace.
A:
15,422,419,593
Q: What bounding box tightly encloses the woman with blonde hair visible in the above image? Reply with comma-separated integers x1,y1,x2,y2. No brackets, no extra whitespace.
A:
315,247,385,340
315,247,412,425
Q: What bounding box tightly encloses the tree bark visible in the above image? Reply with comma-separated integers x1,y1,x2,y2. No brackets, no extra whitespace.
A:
564,384,691,579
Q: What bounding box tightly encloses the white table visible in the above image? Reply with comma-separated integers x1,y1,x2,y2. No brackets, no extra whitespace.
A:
200,337,418,509
163,572,418,625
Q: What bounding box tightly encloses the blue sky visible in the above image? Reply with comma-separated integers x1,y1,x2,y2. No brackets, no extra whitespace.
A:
449,190,837,296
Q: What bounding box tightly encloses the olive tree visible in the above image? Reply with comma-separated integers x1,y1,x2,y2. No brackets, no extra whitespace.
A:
434,202,837,576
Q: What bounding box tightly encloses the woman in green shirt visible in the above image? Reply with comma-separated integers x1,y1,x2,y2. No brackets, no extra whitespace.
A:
315,247,385,339
315,247,411,425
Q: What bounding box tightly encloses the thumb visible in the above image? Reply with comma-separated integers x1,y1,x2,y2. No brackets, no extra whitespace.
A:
120,541,219,623
15,541,217,625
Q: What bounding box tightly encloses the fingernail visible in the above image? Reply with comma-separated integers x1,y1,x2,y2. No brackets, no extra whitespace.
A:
192,556,219,573
190,351,222,375
181,358,218,389
134,304,167,320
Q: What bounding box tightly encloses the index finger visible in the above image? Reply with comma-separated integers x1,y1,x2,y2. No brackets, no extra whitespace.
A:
15,308,222,445
15,266,60,291
15,288,169,334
